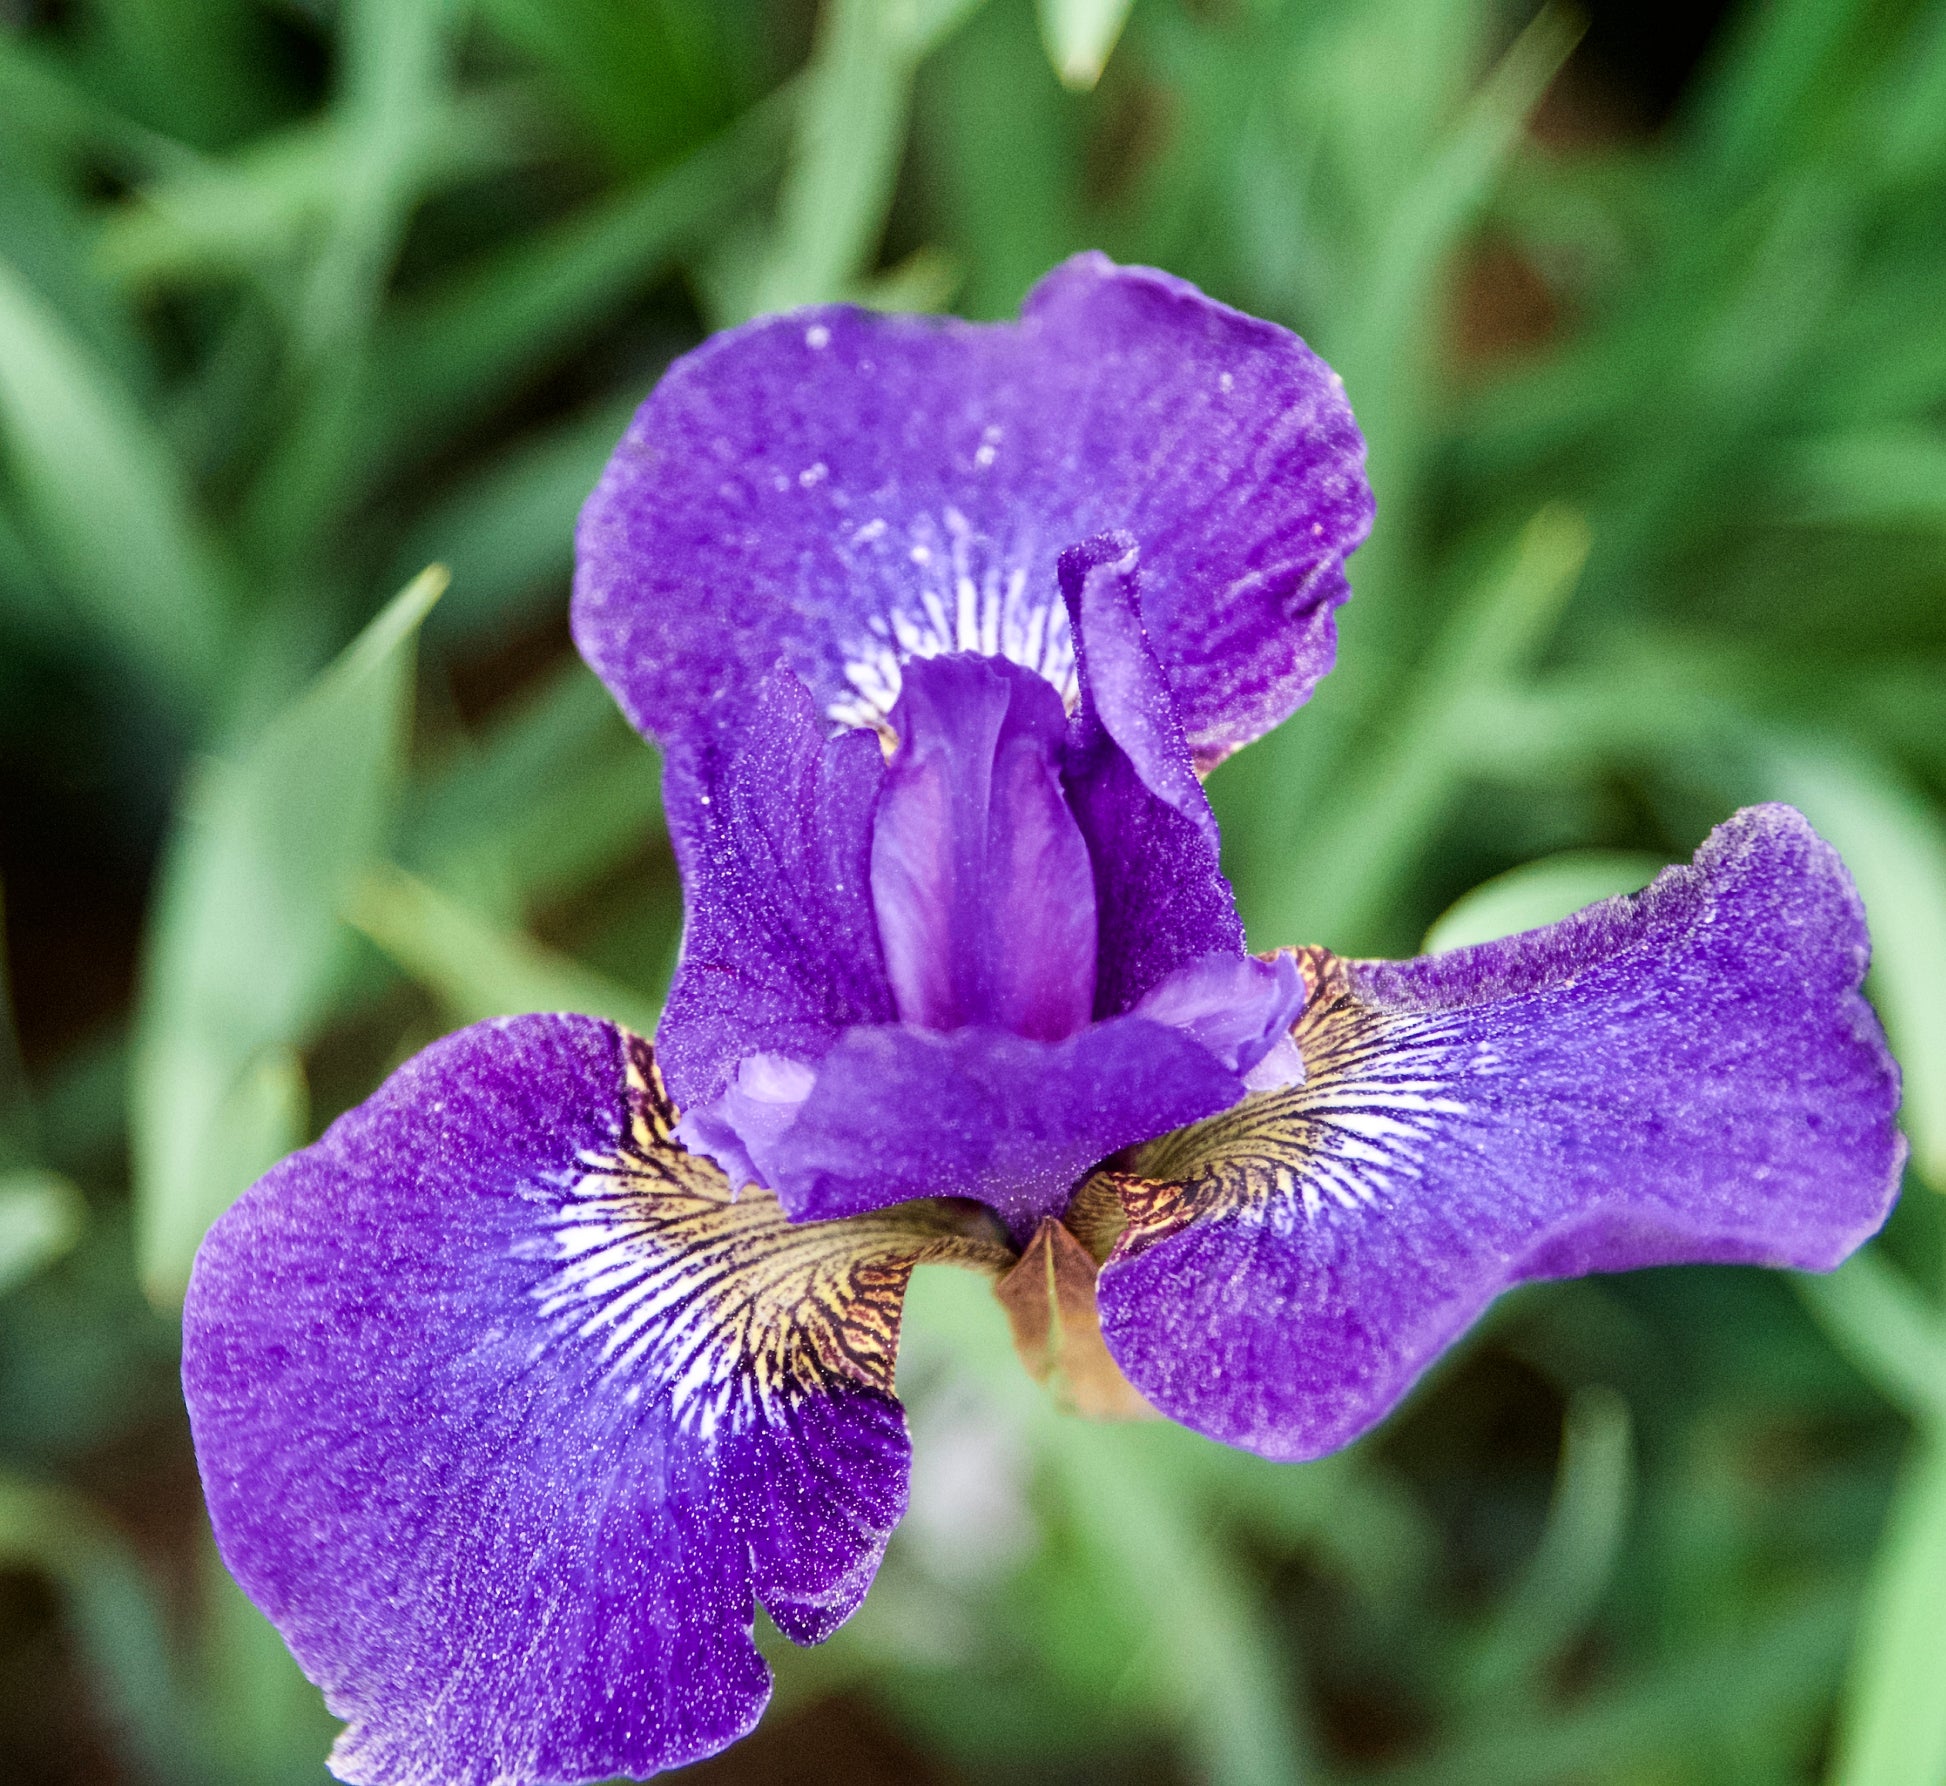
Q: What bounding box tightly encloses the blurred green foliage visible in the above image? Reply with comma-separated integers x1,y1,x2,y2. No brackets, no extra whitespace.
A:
1,0,1944,1782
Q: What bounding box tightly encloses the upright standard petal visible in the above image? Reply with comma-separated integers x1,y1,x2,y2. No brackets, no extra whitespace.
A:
657,670,894,1114
574,253,1372,768
1058,535,1247,1014
1095,807,1906,1462
871,654,1097,1040
183,1016,1004,1786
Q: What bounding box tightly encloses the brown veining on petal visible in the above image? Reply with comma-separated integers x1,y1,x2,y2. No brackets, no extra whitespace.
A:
1098,945,1474,1259
533,1031,1011,1435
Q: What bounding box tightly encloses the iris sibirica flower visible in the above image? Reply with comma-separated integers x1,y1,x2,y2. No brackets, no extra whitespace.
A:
183,256,1904,1786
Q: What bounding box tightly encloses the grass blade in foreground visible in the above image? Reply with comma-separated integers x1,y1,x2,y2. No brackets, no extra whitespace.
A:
132,568,445,1303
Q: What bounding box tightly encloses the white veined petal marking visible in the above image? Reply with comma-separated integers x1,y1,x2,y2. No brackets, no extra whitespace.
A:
1100,948,1480,1248
824,512,1078,730
529,1036,1008,1439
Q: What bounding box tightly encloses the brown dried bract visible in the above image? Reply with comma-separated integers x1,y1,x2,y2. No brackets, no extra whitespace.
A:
994,1217,1155,1421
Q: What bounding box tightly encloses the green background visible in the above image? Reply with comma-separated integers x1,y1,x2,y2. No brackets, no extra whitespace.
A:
2,0,1945,1781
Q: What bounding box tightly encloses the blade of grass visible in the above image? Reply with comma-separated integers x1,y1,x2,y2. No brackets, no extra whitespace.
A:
1329,2,1582,620
0,1169,85,1296
0,880,35,1167
0,34,182,172
1772,428,1946,531
1044,1420,1314,1786
347,862,661,1034
1459,1386,1633,1707
98,90,533,292
1826,1423,1946,1786
132,568,443,1302
475,0,746,172
0,154,149,384
1770,749,1946,1189
1689,0,1869,187
357,94,788,473
1796,1252,1946,1431
394,393,640,643
726,0,985,320
1370,1595,1851,1786
0,1474,199,1785
1422,851,1667,954
1801,1244,1946,1786
1035,0,1135,90
1215,10,1581,951
82,0,281,150
193,1530,339,1785
243,0,458,574
0,257,229,721
1237,505,1590,953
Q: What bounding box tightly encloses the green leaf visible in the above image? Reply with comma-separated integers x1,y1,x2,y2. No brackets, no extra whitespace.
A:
132,568,444,1304
0,1168,85,1296
1461,1387,1634,1704
0,1473,197,1784
1770,749,1946,1188
1827,1425,1946,1786
403,661,663,912
0,256,228,717
347,862,661,1035
1035,0,1135,90
1423,851,1666,954
1796,1251,1946,1429
1244,505,1591,953
395,394,639,645
1045,1421,1313,1786
359,102,785,471
727,0,984,320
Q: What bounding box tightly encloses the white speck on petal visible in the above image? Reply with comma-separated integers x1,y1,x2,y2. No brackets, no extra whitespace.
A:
1219,371,1235,392
799,461,828,488
805,324,831,349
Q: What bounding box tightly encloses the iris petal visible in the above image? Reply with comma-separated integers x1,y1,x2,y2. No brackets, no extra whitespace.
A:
1059,536,1251,1014
657,669,894,1114
574,253,1372,767
183,1016,1005,1786
755,1017,1246,1240
1132,950,1306,1082
1094,806,1905,1462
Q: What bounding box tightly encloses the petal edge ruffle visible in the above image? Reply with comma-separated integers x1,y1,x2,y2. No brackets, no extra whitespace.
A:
574,253,1372,769
184,1017,1004,1786
1096,806,1905,1462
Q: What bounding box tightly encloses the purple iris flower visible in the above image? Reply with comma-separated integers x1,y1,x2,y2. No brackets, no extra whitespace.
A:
182,256,1905,1786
